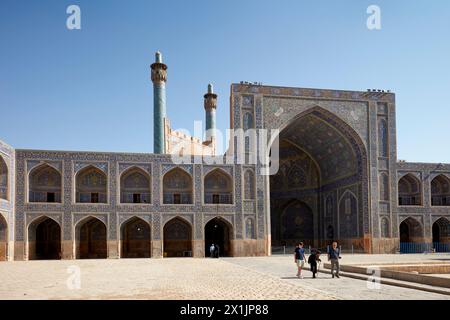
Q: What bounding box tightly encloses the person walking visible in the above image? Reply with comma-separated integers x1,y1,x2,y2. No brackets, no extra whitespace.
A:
209,243,215,258
215,244,220,258
308,249,322,279
328,241,341,278
294,242,306,279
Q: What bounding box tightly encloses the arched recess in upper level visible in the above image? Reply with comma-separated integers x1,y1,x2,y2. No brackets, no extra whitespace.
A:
431,175,450,206
163,168,193,204
398,174,422,206
120,167,151,204
0,155,7,201
29,164,62,203
75,166,108,203
204,169,233,204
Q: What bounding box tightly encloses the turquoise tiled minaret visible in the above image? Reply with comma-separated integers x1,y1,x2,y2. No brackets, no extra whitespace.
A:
151,51,167,154
204,83,217,141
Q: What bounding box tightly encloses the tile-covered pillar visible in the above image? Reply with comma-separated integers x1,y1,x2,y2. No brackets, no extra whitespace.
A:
107,159,118,258
192,164,204,258
62,159,73,259
151,162,162,258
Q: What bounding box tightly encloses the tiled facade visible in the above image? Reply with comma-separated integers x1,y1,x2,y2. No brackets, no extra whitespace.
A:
1,151,262,260
1,69,449,261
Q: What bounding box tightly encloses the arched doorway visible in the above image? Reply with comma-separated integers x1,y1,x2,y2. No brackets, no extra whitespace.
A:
76,217,107,259
121,217,151,258
28,217,61,260
163,217,192,257
399,217,424,253
400,221,410,243
269,107,368,251
432,217,450,252
204,218,232,257
0,215,7,261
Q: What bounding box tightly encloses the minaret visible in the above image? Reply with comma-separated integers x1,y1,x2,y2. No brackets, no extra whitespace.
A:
204,83,217,142
151,51,167,154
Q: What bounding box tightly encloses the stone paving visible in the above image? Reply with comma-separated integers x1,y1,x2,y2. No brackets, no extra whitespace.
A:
0,258,336,300
0,254,449,300
224,254,450,300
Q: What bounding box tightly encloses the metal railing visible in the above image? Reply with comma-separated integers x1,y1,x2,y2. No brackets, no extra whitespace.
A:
272,244,365,255
272,246,312,255
76,192,107,203
29,191,61,203
204,193,233,204
431,196,450,206
120,192,151,204
400,242,450,253
0,187,7,200
163,193,192,204
434,242,450,252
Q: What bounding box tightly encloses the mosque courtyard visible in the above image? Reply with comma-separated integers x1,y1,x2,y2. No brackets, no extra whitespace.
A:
0,254,449,300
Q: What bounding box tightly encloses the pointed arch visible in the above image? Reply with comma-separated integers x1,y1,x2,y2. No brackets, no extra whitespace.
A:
75,216,107,259
399,216,423,243
338,190,358,239
0,214,7,261
243,111,254,131
204,168,233,204
163,167,193,204
120,216,151,258
398,174,422,206
431,175,450,206
378,118,388,157
205,217,233,257
120,166,151,204
379,172,389,201
29,163,62,203
243,169,255,200
269,105,369,251
380,217,390,238
75,165,108,203
432,217,450,252
27,215,62,260
245,217,256,239
163,217,193,257
0,155,8,200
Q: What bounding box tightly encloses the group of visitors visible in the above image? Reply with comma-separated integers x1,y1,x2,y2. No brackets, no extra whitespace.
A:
294,241,341,279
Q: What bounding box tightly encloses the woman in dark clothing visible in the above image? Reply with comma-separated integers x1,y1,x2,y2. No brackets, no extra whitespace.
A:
308,250,322,278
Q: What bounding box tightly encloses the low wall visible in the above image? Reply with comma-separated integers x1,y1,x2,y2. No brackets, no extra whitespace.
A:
323,263,450,289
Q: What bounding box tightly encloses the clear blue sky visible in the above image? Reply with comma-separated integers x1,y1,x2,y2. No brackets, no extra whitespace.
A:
1,0,449,163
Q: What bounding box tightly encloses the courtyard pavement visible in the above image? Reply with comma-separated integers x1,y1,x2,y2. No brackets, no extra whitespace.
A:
0,254,449,300
225,254,450,300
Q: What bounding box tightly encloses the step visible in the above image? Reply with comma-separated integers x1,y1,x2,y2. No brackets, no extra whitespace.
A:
319,267,450,296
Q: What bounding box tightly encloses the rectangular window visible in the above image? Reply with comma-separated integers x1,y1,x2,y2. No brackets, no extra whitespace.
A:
91,193,99,203
173,194,181,204
213,194,220,204
133,193,141,203
47,192,55,203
